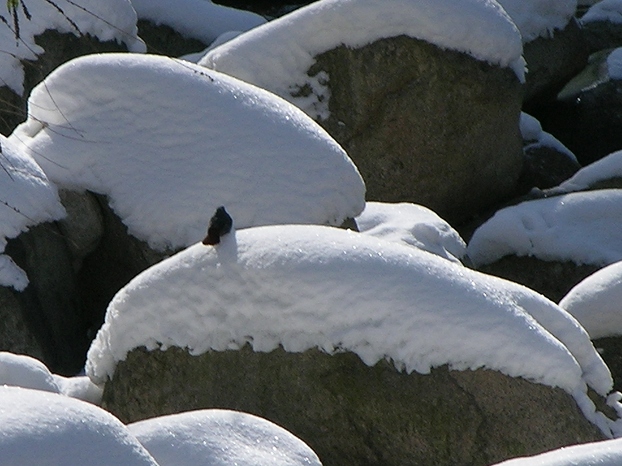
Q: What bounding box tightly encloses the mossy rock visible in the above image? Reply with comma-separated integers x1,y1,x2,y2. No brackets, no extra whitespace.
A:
102,345,603,466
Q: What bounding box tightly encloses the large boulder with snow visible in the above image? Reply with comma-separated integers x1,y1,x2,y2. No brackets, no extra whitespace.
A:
467,189,622,301
0,0,144,135
87,224,619,464
581,0,622,53
202,0,525,223
104,346,604,466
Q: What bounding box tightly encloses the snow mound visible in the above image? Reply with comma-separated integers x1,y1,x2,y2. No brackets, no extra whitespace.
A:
552,150,622,194
492,437,622,465
559,261,622,339
9,53,365,251
130,0,265,45
496,0,577,42
467,189,622,267
582,0,622,24
356,202,466,263
86,224,616,435
0,135,65,290
201,0,524,119
0,352,102,403
0,0,144,94
0,386,157,466
128,409,322,466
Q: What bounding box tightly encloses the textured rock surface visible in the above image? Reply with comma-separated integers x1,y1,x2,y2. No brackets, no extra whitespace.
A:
0,287,45,361
314,35,523,224
102,346,604,466
477,256,601,303
4,222,85,375
517,145,581,194
522,19,590,105
137,20,207,57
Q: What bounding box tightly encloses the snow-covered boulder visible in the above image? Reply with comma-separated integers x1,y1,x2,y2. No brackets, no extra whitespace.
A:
355,201,466,263
0,0,145,135
128,409,322,466
202,0,525,223
9,53,365,348
87,224,620,463
467,189,622,301
581,0,622,53
0,386,157,466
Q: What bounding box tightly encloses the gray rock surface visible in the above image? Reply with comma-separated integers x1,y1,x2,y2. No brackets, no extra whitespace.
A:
0,287,45,361
313,35,523,224
102,345,605,466
522,19,590,104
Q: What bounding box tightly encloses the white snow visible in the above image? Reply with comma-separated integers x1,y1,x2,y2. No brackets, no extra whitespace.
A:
9,53,365,251
492,437,622,465
0,0,144,95
128,409,322,466
0,134,65,290
201,0,525,120
582,0,622,24
520,112,578,163
559,261,622,339
467,189,622,267
0,385,158,466
86,224,619,435
553,150,622,194
130,0,265,45
0,352,102,403
355,202,466,263
496,0,577,42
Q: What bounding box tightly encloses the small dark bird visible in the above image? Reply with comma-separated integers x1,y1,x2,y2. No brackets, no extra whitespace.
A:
202,206,233,245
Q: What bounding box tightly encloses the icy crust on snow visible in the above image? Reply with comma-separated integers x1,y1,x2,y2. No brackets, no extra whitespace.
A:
0,0,144,94
467,189,622,267
131,0,266,45
356,202,466,263
559,261,622,339
582,0,622,24
0,135,65,290
496,0,577,42
86,225,613,428
9,53,365,251
0,386,157,466
128,410,322,466
201,0,524,119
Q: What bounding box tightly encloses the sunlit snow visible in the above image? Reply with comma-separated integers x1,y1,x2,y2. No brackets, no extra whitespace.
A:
559,261,622,339
356,202,466,263
467,189,622,267
201,0,525,119
130,0,266,45
9,53,365,251
0,386,158,466
128,409,322,466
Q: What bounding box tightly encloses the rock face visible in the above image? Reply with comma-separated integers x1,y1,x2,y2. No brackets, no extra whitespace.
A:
517,145,581,194
137,20,207,57
313,35,523,224
522,19,590,105
0,190,170,375
102,346,604,466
